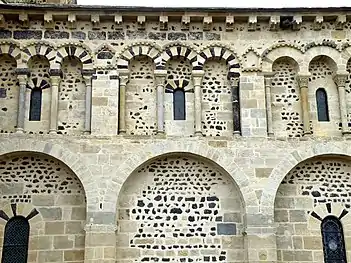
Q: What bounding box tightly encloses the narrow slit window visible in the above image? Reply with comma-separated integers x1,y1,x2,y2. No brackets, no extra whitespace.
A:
1,216,30,263
173,88,186,120
321,216,347,263
29,87,42,121
316,88,329,122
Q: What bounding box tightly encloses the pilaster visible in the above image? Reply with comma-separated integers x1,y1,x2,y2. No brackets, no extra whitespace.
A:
154,69,167,135
192,70,204,136
118,70,130,134
15,68,30,133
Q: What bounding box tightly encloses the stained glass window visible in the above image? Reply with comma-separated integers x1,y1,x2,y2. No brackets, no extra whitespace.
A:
173,88,185,120
29,87,42,121
1,216,30,263
316,88,329,122
321,216,347,263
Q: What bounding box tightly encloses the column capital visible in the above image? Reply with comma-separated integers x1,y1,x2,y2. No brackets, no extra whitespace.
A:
229,77,239,87
264,76,272,86
334,73,348,87
17,74,28,85
154,69,167,86
50,75,62,86
192,70,204,86
297,74,311,87
83,75,93,85
118,69,130,86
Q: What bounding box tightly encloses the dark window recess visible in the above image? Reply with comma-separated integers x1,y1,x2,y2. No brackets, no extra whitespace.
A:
0,88,6,98
316,88,330,122
173,88,186,120
321,216,347,263
29,88,42,121
1,216,30,263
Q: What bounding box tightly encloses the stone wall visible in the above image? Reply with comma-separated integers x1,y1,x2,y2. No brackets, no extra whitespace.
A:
2,6,351,263
0,152,86,263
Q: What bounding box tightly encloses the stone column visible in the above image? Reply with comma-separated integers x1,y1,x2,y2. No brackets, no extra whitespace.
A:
84,223,117,263
118,70,130,134
334,73,350,135
192,70,204,136
83,74,93,135
49,69,62,134
15,69,29,133
154,70,167,134
264,76,274,137
229,76,241,135
297,74,311,136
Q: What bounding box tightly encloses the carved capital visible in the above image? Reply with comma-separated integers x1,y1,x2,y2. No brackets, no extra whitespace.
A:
50,75,61,86
83,75,92,86
229,78,239,87
118,70,130,86
334,74,348,87
17,74,28,86
154,69,167,86
297,75,310,88
264,77,272,87
192,70,204,86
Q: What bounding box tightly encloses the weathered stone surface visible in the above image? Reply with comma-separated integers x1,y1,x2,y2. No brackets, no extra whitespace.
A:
88,31,106,40
44,30,69,39
0,30,12,39
217,223,236,235
71,31,86,39
13,30,42,39
168,32,186,40
108,31,125,40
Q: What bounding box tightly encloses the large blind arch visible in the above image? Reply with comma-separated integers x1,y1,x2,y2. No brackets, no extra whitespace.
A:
1,216,30,263
321,215,347,263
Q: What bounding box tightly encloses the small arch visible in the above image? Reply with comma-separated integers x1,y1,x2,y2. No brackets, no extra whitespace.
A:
173,88,186,120
56,44,94,70
0,41,21,67
199,45,241,77
305,47,342,72
321,216,347,263
316,88,330,121
116,42,161,70
22,42,56,69
158,43,198,70
1,216,30,263
29,87,42,121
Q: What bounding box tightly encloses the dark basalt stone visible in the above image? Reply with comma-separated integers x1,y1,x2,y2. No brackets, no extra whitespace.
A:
217,223,236,235
148,32,166,40
44,30,69,39
205,32,221,40
127,30,147,39
188,32,203,40
14,30,42,40
108,31,125,40
71,31,86,40
0,30,12,39
88,31,106,40
168,32,186,41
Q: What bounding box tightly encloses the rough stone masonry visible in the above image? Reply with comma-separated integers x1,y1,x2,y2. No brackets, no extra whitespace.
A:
1,1,351,263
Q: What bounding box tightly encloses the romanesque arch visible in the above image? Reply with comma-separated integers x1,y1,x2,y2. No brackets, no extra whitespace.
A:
0,41,22,67
158,42,198,70
56,43,94,70
116,152,246,263
0,151,86,263
305,45,343,72
116,42,161,70
21,41,56,69
273,154,351,263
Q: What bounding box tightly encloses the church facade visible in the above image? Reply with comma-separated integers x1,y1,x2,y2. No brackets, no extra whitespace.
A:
0,2,351,263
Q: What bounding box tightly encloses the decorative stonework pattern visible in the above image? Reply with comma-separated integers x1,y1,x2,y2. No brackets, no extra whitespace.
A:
26,55,51,134
58,57,85,135
271,58,303,138
308,56,340,136
126,56,156,135
117,155,244,263
0,152,86,263
281,158,351,208
202,59,233,137
0,54,18,134
275,157,351,263
166,58,192,90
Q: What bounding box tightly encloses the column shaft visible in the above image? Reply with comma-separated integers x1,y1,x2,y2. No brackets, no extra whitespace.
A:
155,70,167,134
192,70,204,136
84,76,92,134
264,77,274,136
49,75,61,134
298,75,311,135
16,74,28,133
230,78,241,135
118,73,129,134
334,74,349,134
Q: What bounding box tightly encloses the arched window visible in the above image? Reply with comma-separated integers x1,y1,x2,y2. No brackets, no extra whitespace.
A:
1,216,30,263
29,87,42,121
316,88,329,122
321,216,347,263
173,88,186,120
